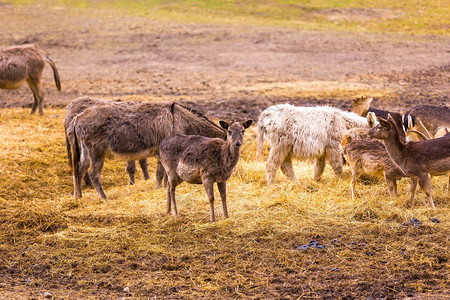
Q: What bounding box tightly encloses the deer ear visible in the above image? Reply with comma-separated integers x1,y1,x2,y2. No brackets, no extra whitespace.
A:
219,120,229,130
377,117,391,128
387,114,396,123
242,119,253,129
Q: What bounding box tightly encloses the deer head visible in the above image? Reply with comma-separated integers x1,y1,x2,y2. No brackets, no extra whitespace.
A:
219,120,253,147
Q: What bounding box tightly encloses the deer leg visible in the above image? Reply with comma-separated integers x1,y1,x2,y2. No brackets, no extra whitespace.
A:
126,161,137,185
156,160,166,189
326,147,343,178
313,153,326,181
280,154,299,184
88,154,107,199
166,174,181,216
408,178,419,208
139,159,150,181
217,182,228,219
203,179,216,222
266,145,291,184
418,174,435,209
385,175,398,200
350,163,361,201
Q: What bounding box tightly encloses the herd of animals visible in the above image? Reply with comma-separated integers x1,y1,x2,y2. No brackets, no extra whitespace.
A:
1,44,450,222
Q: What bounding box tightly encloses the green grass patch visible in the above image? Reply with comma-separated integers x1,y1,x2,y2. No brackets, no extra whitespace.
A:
7,0,450,35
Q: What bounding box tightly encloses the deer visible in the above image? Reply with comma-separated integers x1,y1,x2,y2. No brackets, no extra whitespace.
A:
402,105,450,141
0,44,61,115
67,101,226,199
159,120,253,222
343,139,414,201
368,115,450,208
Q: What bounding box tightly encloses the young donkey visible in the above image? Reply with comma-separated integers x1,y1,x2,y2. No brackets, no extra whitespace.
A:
369,115,450,208
159,120,253,222
67,101,226,199
0,44,61,115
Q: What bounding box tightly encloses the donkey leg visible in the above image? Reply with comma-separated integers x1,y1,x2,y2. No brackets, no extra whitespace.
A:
139,159,150,181
27,79,44,115
156,160,166,189
447,175,449,197
74,148,90,199
217,182,228,219
266,145,290,184
89,155,107,199
203,179,216,222
313,153,326,181
280,154,299,184
26,79,39,114
326,147,343,178
126,161,137,185
83,173,92,186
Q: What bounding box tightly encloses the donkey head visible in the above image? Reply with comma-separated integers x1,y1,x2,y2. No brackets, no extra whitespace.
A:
219,120,253,147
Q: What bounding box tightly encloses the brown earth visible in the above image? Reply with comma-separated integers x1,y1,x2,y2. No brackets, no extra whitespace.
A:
0,3,449,121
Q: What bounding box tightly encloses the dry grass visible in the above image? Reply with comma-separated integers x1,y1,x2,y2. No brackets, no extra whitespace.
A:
0,108,449,299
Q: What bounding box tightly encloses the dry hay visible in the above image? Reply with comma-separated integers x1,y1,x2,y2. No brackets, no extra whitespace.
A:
0,108,449,299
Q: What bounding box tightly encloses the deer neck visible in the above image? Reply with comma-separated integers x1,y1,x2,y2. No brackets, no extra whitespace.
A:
223,143,241,168
382,132,408,170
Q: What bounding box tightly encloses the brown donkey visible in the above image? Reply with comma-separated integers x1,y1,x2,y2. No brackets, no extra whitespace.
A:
369,115,450,208
0,44,61,115
65,97,151,186
67,101,226,199
159,120,253,222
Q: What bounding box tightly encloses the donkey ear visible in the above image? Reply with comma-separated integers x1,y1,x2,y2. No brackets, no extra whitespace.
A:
366,112,378,128
219,120,229,130
242,119,253,129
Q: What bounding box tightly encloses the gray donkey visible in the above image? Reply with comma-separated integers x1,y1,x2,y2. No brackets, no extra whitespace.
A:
65,97,152,186
159,120,253,222
67,101,226,199
0,44,61,115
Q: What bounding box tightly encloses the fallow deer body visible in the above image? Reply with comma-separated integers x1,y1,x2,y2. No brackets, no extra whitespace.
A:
159,120,252,222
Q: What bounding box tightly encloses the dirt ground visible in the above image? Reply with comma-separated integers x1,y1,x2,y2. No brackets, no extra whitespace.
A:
0,3,449,121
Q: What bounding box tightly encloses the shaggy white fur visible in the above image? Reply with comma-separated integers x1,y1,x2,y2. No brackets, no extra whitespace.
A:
257,104,368,183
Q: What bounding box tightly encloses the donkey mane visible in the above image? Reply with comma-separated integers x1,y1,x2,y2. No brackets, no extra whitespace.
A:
173,102,224,132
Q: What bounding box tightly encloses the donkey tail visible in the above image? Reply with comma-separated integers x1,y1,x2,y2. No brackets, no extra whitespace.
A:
256,123,265,160
45,55,61,91
65,125,73,170
67,123,80,179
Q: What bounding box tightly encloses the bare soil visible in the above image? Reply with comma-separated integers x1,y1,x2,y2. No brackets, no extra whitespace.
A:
0,3,449,121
